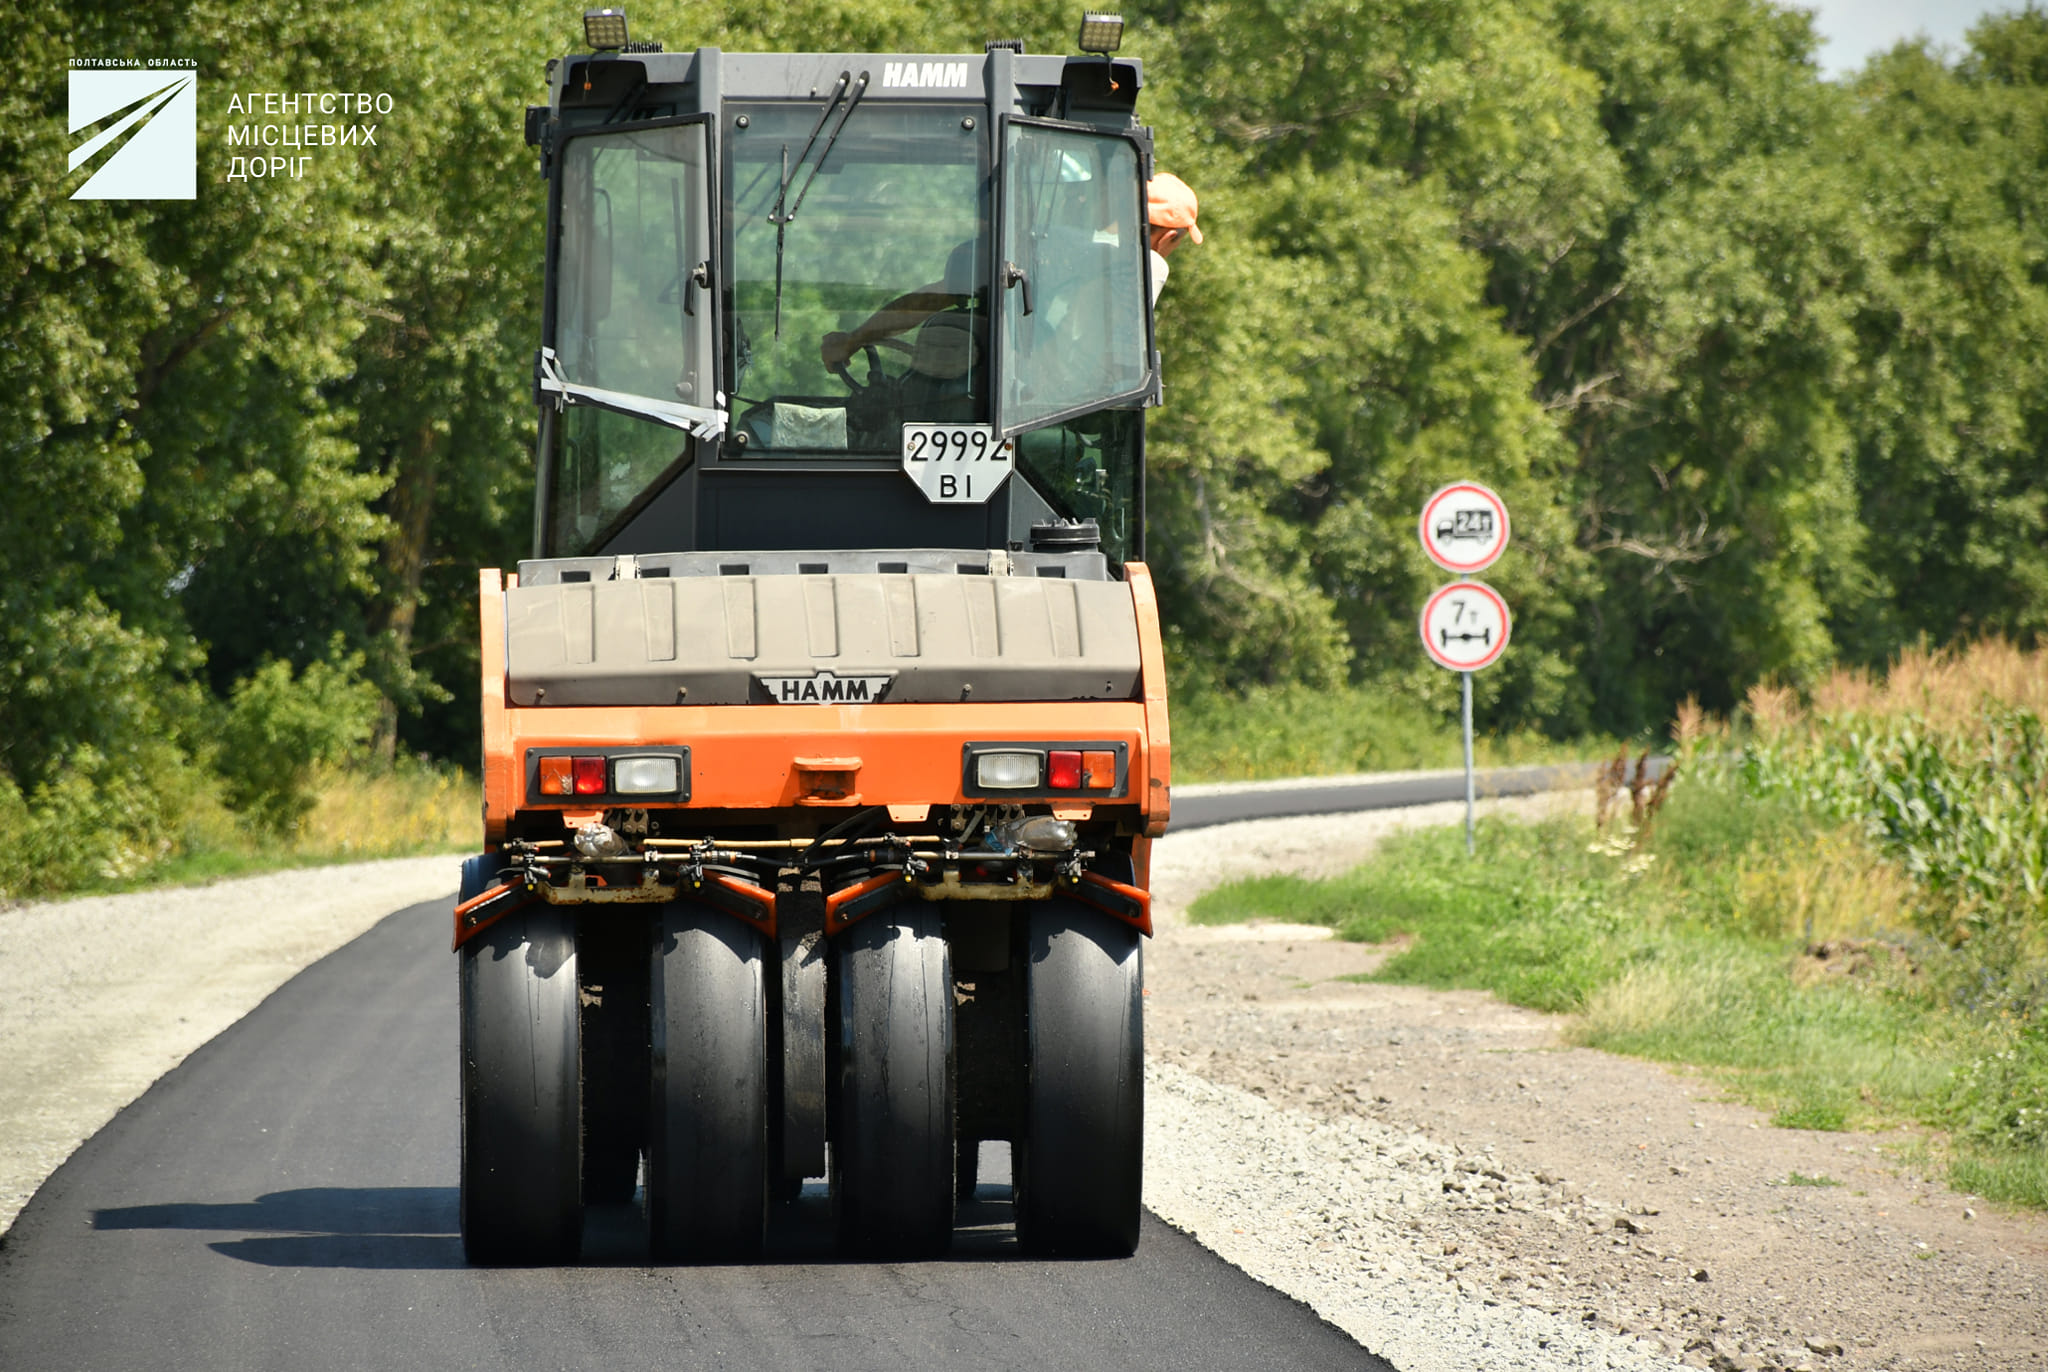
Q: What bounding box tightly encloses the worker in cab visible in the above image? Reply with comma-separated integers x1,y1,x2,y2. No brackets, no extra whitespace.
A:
818,173,1204,374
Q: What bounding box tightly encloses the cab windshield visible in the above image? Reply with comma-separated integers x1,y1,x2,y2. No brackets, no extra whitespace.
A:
726,100,989,454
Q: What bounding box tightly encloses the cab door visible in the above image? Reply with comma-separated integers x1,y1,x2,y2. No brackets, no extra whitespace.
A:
541,115,718,556
992,118,1157,438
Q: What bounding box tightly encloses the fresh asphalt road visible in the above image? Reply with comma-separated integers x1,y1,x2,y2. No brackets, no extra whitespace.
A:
1172,761,1600,831
0,767,1585,1371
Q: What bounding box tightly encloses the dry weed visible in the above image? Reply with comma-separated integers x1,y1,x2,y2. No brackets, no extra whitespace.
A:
292,764,476,858
1818,639,2047,736
1744,681,1804,739
1738,825,1921,943
1672,694,1717,765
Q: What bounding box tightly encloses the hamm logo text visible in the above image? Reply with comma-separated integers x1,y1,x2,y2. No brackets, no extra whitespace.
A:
880,61,969,89
757,672,893,704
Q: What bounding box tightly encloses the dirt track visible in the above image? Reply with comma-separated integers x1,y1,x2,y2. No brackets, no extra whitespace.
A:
1147,803,2048,1371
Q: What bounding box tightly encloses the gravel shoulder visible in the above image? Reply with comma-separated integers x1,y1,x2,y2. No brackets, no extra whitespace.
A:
1145,800,2048,1372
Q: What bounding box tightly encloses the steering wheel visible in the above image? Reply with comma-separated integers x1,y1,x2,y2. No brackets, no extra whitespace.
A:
828,337,916,393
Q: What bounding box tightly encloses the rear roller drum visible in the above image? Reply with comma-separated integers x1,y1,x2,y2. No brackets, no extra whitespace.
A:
458,891,583,1266
832,907,956,1258
648,902,769,1260
1016,899,1143,1257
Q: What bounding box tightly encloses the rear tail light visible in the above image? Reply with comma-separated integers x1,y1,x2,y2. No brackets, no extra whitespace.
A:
528,748,690,804
964,742,1124,796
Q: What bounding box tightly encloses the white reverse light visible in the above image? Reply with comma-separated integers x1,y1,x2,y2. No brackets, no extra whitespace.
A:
975,751,1044,789
612,754,681,794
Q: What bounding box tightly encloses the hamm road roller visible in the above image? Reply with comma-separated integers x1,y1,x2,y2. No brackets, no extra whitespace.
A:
456,10,1172,1264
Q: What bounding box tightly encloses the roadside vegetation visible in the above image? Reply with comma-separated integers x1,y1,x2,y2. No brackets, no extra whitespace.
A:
1192,641,2048,1209
0,758,473,901
1172,682,1600,782
0,651,473,900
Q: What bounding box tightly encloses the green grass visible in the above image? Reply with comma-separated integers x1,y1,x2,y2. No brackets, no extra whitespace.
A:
1951,1150,2048,1210
1189,776,2048,1209
1170,680,1601,783
1778,1172,1845,1187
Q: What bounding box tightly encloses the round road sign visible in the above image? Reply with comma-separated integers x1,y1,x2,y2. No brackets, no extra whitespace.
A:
1419,481,1509,574
1419,580,1511,671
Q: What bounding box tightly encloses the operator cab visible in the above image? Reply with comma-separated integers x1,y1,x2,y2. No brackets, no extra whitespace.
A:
526,29,1159,572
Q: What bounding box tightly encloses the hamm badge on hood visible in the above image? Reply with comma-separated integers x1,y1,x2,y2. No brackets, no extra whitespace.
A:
756,671,894,704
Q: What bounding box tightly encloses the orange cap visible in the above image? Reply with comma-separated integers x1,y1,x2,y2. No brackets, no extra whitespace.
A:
1147,173,1203,244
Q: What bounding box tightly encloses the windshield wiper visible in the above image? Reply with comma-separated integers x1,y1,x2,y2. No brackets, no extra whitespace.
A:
768,70,870,337
785,70,869,223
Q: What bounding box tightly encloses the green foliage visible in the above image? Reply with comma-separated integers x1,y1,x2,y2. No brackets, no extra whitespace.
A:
215,652,382,833
0,742,192,899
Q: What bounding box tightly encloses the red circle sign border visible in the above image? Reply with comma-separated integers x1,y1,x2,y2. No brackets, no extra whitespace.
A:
1419,579,1512,672
1418,481,1510,575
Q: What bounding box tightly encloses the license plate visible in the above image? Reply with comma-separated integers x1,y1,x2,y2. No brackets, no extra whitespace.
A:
901,424,1013,504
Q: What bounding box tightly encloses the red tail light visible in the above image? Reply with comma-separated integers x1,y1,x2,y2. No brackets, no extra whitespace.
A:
572,756,606,795
1048,750,1083,789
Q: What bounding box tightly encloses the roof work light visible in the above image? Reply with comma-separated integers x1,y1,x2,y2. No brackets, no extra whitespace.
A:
584,8,629,50
1076,12,1125,54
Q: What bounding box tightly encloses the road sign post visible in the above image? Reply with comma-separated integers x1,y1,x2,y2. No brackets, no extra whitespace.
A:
1462,667,1474,854
1418,481,1512,856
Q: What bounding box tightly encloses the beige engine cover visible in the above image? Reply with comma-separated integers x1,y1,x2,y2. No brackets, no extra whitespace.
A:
505,571,1142,706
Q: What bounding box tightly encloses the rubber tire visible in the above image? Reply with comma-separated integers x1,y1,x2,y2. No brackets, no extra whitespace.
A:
832,908,956,1258
1016,900,1143,1257
648,903,769,1260
459,905,582,1265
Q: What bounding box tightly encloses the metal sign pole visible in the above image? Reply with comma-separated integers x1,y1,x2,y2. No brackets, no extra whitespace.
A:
1461,669,1475,856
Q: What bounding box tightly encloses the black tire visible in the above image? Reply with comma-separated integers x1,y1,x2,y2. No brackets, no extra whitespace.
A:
648,903,769,1260
457,853,501,906
1016,900,1143,1257
831,908,955,1258
459,905,582,1265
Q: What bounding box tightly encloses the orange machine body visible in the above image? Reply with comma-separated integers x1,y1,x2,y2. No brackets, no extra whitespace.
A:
475,562,1171,877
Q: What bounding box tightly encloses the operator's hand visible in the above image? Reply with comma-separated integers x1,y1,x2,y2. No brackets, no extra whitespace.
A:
820,331,856,369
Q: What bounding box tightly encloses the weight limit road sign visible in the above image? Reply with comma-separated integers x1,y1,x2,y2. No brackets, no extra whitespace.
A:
1419,580,1511,672
1419,481,1509,574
